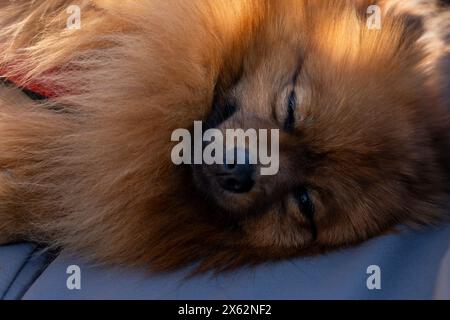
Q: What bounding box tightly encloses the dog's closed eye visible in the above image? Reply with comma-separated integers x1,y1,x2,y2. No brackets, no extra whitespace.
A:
284,90,297,131
295,187,317,240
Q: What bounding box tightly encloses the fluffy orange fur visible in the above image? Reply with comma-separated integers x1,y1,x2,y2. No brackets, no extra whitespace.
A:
0,0,449,272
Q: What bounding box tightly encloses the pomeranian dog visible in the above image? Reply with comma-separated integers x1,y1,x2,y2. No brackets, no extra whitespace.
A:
0,0,449,272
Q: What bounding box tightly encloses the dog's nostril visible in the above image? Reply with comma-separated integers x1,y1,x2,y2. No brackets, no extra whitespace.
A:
214,148,256,193
223,177,243,192
217,162,255,193
218,172,254,193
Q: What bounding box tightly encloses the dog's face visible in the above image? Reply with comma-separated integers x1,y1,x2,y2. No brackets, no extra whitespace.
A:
191,4,450,257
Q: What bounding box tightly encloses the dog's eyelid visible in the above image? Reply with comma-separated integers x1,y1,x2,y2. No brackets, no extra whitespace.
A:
294,187,317,240
288,90,297,110
283,89,297,131
281,62,304,131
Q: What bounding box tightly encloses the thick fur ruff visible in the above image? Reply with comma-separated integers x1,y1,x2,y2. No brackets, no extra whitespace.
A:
0,0,449,273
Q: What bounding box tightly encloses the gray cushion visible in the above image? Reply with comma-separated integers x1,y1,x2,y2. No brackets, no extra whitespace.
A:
1,221,448,300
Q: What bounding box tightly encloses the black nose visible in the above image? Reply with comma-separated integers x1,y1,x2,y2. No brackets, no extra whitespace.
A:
216,149,255,193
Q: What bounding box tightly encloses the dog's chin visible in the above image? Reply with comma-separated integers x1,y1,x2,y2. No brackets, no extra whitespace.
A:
198,186,257,218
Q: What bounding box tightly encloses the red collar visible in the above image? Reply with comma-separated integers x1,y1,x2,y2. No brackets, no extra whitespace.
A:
0,65,60,99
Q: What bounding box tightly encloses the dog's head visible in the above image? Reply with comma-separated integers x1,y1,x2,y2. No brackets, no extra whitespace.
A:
3,0,448,273
191,1,450,258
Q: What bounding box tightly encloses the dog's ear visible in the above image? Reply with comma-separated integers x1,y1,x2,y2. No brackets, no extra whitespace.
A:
354,0,426,48
397,13,426,52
